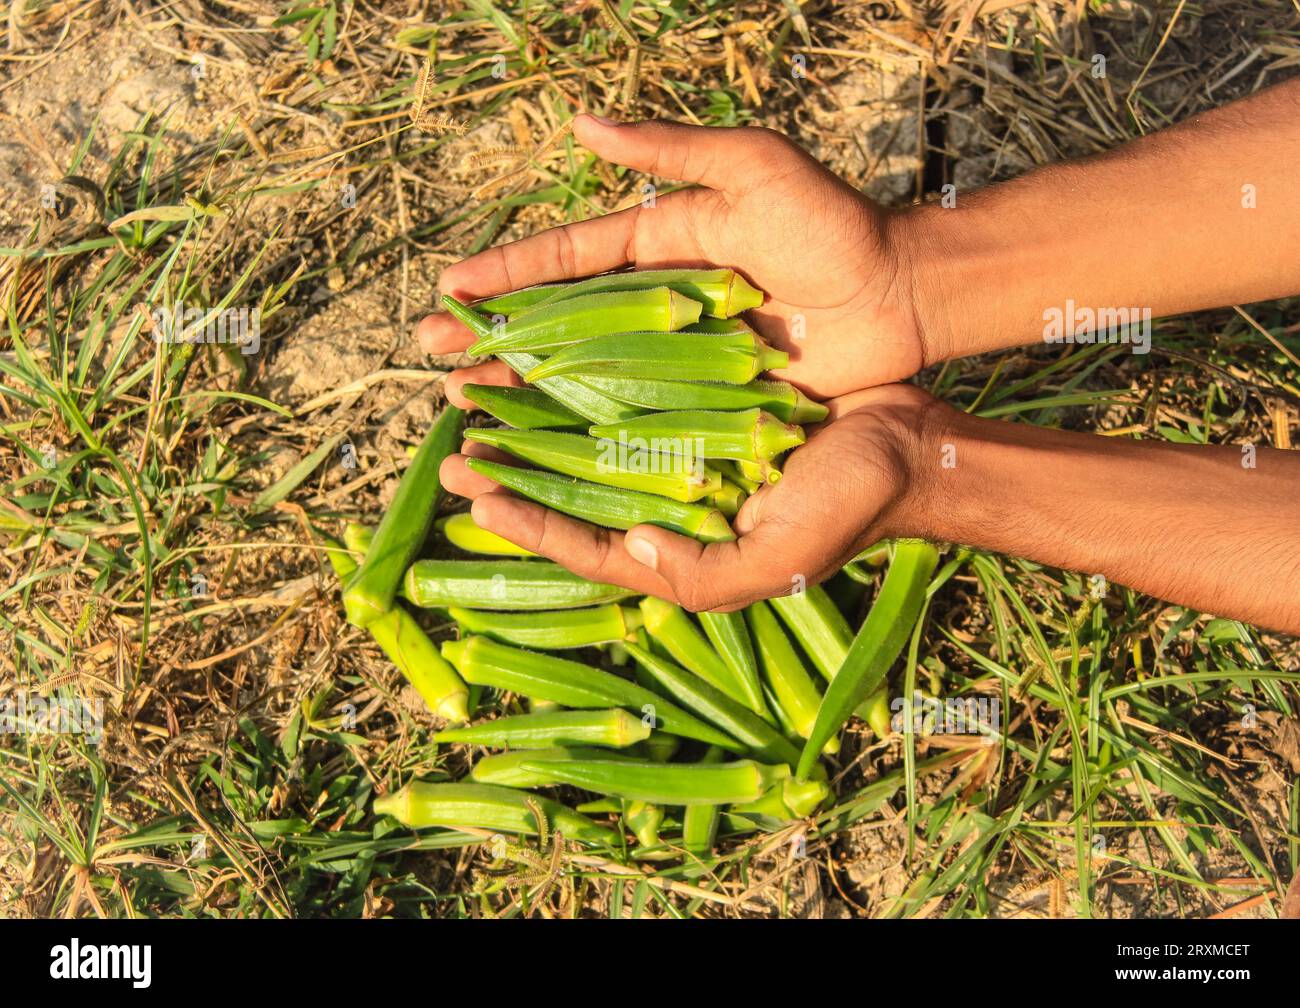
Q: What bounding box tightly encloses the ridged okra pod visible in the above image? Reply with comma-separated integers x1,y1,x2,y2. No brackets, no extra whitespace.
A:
440,636,740,751
343,404,464,626
464,427,721,503
576,376,827,424
448,603,639,650
518,757,789,806
797,541,940,778
470,746,635,788
373,781,617,846
588,409,805,465
682,746,726,857
624,643,802,767
768,584,854,682
461,383,585,430
433,708,650,749
498,350,645,425
638,597,747,706
402,559,632,610
746,600,836,752
445,289,702,355
697,610,770,722
437,512,536,557
479,269,762,319
525,331,789,386
466,458,734,543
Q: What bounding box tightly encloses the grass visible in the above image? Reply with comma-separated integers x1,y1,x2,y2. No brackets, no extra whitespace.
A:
1,0,1298,918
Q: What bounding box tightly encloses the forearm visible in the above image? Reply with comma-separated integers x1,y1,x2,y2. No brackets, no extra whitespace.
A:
896,406,1300,633
896,78,1300,365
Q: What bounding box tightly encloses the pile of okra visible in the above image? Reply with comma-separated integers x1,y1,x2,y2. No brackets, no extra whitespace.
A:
330,268,940,862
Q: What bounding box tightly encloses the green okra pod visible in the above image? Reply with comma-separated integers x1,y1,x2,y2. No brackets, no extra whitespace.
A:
440,636,740,751
498,350,645,425
575,376,827,424
638,597,748,706
517,757,789,806
461,383,586,430
450,288,702,355
698,610,771,722
343,404,464,626
624,642,802,767
437,512,536,557
746,600,836,752
470,746,635,788
624,801,666,849
797,541,940,779
524,330,789,386
768,583,855,683
466,457,734,543
373,781,617,846
433,708,650,749
464,427,722,503
324,538,469,723
448,603,639,650
402,559,633,610
682,745,727,858
589,409,805,465
480,269,763,319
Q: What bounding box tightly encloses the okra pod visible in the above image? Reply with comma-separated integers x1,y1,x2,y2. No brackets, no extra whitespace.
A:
697,610,770,721
343,404,464,627
797,541,940,778
466,457,734,542
433,708,650,749
484,269,763,319
440,636,740,751
638,597,747,706
576,375,828,424
624,801,666,849
524,331,789,386
325,538,470,723
634,731,681,763
624,643,802,767
449,288,702,355
402,559,633,610
768,584,854,683
461,383,585,430
499,350,646,425
437,512,536,557
518,757,789,806
464,427,722,503
373,781,617,846
470,746,634,788
746,600,836,751
342,522,373,554
681,746,726,857
589,408,804,466
448,603,639,650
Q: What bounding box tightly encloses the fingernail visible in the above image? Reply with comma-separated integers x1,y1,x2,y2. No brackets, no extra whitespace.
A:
583,113,619,127
625,536,658,570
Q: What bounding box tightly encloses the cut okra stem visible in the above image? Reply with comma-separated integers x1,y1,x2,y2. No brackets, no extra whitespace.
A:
466,458,735,543
448,603,639,650
373,781,617,846
461,383,586,430
437,512,536,557
576,375,828,424
470,746,635,788
465,427,722,503
524,331,789,386
433,708,650,749
589,409,805,465
453,287,702,355
402,559,633,610
697,610,771,722
439,636,741,751
481,268,763,319
343,404,464,627
708,480,746,518
517,757,790,806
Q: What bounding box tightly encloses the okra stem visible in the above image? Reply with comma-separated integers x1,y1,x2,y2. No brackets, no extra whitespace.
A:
402,559,633,610
517,757,789,806
343,404,464,627
433,708,650,749
466,457,735,543
681,745,726,857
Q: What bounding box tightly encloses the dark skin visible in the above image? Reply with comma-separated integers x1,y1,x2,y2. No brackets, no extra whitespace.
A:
419,90,1300,633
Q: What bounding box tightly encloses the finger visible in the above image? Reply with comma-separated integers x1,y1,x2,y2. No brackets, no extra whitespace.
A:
470,493,679,599
444,361,524,409
417,310,476,356
439,453,507,500
437,208,639,302
572,114,804,198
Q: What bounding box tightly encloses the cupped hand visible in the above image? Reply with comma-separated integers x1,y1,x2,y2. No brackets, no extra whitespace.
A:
438,384,944,612
418,114,926,405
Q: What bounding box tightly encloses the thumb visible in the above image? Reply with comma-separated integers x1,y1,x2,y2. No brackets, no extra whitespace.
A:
572,114,798,196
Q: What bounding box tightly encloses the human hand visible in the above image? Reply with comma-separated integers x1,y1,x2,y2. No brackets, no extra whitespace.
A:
438,384,943,612
417,114,927,404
